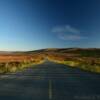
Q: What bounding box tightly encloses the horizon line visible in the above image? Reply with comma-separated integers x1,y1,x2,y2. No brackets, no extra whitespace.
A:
0,47,100,52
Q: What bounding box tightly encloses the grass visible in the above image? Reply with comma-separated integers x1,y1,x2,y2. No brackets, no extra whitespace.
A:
0,53,45,74
0,48,100,74
46,49,100,73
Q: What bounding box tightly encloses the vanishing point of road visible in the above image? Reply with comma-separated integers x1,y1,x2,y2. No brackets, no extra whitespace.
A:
0,61,100,100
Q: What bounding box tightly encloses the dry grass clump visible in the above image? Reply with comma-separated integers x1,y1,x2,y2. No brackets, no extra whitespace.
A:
0,53,45,73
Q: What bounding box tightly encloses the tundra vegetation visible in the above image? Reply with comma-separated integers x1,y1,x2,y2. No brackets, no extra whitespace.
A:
0,48,100,74
0,53,45,73
46,48,100,73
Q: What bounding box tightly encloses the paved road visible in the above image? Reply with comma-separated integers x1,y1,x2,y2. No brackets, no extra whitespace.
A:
0,61,100,100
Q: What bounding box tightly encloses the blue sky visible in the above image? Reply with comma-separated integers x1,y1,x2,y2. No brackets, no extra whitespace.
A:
0,0,100,51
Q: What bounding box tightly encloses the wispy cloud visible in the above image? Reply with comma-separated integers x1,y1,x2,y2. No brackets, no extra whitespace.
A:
52,25,87,41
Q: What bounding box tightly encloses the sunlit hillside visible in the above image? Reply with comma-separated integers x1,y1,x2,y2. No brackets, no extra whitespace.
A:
0,48,100,74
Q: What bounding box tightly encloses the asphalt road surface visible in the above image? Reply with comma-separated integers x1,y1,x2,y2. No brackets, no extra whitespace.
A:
0,61,100,100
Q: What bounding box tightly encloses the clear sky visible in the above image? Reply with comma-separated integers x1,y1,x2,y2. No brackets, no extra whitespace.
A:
0,0,100,51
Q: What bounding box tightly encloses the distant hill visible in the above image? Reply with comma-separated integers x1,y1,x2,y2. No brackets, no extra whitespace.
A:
0,48,100,57
0,48,100,73
40,48,100,57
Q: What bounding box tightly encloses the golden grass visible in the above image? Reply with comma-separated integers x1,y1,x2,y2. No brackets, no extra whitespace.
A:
0,53,45,73
47,53,100,73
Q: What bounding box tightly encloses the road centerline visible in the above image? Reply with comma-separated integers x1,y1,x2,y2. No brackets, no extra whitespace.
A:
49,79,52,100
